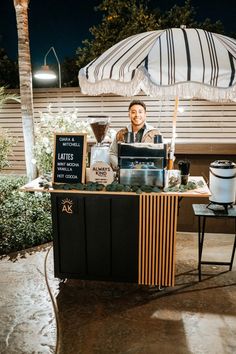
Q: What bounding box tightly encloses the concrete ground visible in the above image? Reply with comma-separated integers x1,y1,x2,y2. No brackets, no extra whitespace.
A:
0,232,235,354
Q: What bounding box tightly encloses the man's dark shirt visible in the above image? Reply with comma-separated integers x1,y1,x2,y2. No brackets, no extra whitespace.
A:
135,124,146,142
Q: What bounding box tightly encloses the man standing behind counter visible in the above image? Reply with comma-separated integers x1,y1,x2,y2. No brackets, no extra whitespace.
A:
109,99,161,169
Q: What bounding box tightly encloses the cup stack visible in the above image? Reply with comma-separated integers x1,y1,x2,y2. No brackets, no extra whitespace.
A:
178,160,190,185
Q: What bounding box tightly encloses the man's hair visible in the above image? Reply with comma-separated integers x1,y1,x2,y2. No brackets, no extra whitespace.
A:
128,100,146,112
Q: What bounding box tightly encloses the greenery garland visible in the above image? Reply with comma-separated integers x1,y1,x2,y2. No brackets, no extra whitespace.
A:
46,179,205,194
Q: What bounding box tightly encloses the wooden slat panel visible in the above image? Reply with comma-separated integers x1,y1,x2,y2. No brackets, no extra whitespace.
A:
176,143,236,154
1,87,236,174
138,194,178,287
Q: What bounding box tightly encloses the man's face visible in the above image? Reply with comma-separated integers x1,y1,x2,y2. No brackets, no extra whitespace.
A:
129,104,146,129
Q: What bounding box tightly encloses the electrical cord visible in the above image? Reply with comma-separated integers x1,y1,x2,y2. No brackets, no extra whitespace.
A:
44,245,60,354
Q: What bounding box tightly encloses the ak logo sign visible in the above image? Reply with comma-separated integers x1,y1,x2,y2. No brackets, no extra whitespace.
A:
61,198,73,214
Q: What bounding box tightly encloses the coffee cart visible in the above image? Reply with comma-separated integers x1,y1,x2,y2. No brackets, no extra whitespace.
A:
21,176,210,287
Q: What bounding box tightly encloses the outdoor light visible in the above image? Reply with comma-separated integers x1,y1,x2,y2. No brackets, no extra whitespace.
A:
34,47,61,88
34,65,57,80
178,106,185,113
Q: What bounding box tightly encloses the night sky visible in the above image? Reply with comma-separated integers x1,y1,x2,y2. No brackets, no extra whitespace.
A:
0,0,235,67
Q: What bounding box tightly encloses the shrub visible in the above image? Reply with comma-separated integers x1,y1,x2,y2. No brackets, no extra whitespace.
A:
0,86,20,108
0,129,14,171
0,176,52,255
33,105,116,174
0,87,20,171
0,175,26,202
33,105,94,174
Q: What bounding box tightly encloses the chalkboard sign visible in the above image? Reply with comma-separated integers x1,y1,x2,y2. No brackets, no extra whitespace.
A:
52,133,87,184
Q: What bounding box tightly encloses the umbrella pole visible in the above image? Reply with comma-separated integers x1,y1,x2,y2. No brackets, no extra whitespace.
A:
168,96,179,170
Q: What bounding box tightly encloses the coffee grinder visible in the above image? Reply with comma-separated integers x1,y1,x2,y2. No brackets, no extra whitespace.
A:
89,116,111,165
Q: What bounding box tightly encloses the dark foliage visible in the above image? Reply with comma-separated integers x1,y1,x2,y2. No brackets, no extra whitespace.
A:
0,176,52,255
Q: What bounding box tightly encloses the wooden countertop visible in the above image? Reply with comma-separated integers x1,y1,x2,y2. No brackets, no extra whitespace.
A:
20,176,211,198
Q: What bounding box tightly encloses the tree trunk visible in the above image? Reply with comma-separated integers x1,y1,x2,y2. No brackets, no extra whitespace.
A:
13,0,37,180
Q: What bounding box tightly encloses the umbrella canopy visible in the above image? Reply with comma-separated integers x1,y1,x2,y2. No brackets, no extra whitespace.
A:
79,28,236,102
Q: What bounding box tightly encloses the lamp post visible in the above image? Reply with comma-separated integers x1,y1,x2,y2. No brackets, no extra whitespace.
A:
34,47,61,88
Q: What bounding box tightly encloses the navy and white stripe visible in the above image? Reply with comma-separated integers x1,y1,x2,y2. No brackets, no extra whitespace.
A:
79,28,236,101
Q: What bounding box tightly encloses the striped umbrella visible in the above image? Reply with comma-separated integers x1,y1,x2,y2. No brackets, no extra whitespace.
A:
79,28,236,102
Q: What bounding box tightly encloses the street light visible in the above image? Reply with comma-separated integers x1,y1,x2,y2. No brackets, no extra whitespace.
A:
34,46,61,88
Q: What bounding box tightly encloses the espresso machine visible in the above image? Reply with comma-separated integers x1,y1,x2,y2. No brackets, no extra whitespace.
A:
118,140,168,187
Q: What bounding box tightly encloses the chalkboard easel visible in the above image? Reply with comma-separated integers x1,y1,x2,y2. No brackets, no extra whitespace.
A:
52,133,87,184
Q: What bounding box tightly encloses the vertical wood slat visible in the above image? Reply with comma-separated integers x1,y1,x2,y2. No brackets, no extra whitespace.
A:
139,194,178,287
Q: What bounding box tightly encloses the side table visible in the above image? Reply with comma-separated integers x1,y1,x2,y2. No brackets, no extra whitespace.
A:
192,204,236,281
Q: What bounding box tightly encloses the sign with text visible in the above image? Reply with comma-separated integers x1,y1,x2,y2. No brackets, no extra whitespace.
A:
53,133,87,184
89,161,114,185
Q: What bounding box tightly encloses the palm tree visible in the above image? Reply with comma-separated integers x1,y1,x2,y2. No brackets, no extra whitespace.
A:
13,0,37,180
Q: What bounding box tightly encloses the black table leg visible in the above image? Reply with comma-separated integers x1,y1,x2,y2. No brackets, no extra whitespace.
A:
198,215,206,281
229,218,236,271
